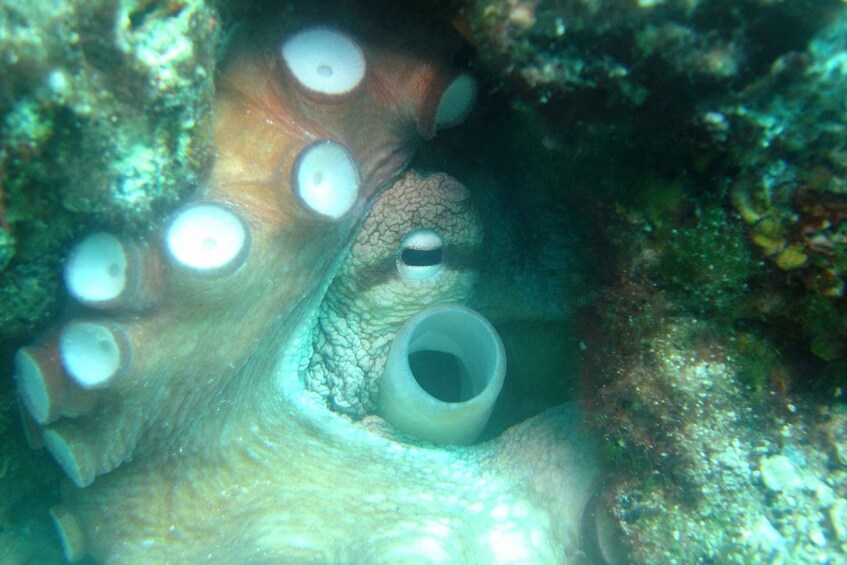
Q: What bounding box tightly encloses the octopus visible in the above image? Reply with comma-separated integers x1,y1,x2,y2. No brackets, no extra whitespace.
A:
12,3,622,563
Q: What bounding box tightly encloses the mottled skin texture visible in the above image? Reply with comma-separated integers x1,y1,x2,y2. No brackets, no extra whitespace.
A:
16,6,603,563
307,171,482,416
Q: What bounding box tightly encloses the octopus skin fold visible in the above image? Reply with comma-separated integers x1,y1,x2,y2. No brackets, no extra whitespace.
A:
13,3,617,563
305,170,484,418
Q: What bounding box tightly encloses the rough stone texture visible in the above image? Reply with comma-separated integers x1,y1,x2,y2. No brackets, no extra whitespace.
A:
0,0,218,351
452,4,847,558
461,0,838,107
585,285,847,562
723,6,847,361
457,0,847,363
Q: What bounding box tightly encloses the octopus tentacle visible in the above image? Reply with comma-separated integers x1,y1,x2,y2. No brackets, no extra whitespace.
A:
13,5,617,564
16,11,469,488
42,163,606,562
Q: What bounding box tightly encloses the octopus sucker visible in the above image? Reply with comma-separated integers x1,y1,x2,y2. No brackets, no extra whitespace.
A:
63,232,153,311
163,201,252,276
11,3,620,563
280,27,368,101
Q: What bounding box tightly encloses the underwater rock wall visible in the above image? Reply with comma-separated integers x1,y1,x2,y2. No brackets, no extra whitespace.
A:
726,6,847,361
457,0,847,368
461,0,838,104
0,0,217,346
457,0,847,561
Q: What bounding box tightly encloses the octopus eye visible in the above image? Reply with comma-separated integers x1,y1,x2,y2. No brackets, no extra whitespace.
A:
280,27,367,99
164,202,250,276
435,73,477,129
397,229,444,280
292,140,360,219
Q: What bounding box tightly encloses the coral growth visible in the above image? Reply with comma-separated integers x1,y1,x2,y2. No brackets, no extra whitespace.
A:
585,277,847,562
0,0,218,349
718,7,847,364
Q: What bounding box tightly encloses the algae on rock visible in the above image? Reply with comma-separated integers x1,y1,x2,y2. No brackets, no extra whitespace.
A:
0,0,219,350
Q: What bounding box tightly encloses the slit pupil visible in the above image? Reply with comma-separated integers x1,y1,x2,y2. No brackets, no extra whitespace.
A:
401,247,442,267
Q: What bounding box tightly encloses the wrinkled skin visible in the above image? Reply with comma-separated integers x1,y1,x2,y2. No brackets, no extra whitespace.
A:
15,4,608,563
306,171,483,417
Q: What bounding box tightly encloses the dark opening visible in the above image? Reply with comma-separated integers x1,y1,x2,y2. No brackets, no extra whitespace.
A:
408,350,473,402
400,247,443,267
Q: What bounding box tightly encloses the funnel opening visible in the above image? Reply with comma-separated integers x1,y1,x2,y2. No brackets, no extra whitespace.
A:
408,350,475,403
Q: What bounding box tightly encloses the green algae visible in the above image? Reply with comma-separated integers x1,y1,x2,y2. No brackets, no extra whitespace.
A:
658,201,764,319
0,0,219,351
